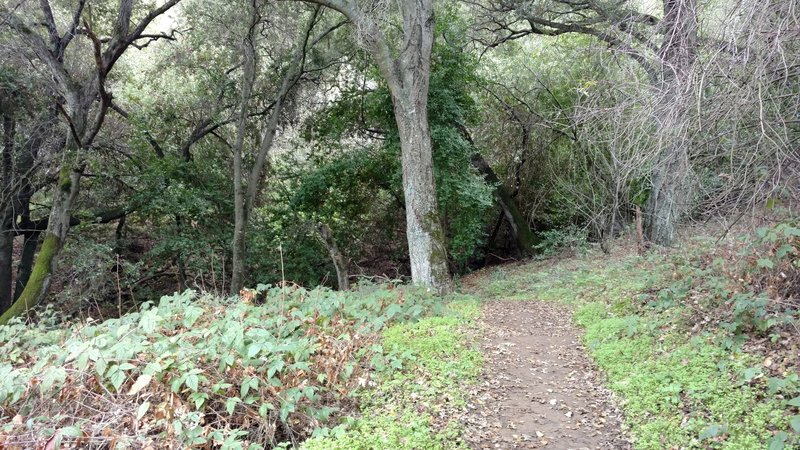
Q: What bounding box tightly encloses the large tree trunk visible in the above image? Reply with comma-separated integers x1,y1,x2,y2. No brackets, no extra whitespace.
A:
645,0,697,246
394,102,451,291
302,0,450,291
376,0,450,292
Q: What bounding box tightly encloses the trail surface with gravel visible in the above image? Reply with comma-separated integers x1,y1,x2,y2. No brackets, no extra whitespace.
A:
461,299,631,450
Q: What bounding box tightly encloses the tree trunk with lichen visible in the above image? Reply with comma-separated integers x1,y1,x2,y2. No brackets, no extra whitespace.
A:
0,166,80,324
298,0,450,291
376,0,451,292
394,95,451,292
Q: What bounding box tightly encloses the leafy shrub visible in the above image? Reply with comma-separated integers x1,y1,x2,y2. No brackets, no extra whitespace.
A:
533,225,589,258
0,285,443,448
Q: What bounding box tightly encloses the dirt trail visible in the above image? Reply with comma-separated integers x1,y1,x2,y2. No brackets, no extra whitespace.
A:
462,300,630,450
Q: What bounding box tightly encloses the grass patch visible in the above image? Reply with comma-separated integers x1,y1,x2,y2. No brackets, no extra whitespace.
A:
576,300,787,448
302,297,481,449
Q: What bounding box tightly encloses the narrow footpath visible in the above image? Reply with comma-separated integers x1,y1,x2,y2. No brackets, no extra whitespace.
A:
461,300,631,450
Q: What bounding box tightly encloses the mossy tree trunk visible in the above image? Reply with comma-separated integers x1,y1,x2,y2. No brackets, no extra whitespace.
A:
0,167,80,324
0,0,182,323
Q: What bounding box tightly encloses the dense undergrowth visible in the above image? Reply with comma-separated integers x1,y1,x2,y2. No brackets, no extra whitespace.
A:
475,222,800,449
0,283,478,449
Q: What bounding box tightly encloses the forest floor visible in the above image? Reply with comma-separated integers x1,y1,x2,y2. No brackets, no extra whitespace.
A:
1,227,797,449
461,299,629,449
453,228,799,450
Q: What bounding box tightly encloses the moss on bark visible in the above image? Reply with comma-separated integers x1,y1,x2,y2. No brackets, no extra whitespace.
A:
58,166,72,193
424,211,452,294
0,233,59,324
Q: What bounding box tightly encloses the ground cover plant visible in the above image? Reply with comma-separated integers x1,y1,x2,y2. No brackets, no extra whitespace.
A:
302,299,481,449
0,284,468,448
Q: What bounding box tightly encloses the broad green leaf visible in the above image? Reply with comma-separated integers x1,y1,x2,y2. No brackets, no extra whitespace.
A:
768,432,788,450
110,369,126,392
183,305,204,328
40,367,66,393
246,343,262,358
59,424,82,437
186,374,199,391
226,397,241,415
790,415,800,433
757,258,774,269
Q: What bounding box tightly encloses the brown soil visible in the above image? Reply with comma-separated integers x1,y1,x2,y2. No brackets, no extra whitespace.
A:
462,300,631,450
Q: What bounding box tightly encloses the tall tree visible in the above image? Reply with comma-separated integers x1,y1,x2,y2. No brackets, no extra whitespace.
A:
300,0,451,291
0,0,181,323
645,0,697,245
229,4,344,293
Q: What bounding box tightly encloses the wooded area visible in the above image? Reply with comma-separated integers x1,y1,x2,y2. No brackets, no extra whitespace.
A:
0,0,798,447
0,0,797,320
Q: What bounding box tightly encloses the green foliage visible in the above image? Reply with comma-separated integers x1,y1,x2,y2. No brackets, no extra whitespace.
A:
302,298,480,449
0,285,449,447
297,12,494,271
533,224,589,258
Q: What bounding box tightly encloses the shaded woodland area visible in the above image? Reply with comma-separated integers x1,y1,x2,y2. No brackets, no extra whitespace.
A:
1,0,797,320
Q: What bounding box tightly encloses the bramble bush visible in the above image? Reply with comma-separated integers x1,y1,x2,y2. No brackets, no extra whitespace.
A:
0,284,444,448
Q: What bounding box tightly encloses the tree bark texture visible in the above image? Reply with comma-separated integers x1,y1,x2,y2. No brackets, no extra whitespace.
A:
379,0,450,291
230,7,258,295
0,167,80,324
645,0,697,246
